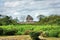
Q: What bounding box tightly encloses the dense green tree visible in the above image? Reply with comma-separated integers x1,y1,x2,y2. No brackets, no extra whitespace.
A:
0,15,18,26
37,15,45,22
38,15,60,25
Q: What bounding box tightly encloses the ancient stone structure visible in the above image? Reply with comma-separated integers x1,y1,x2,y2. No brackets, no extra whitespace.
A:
26,15,33,22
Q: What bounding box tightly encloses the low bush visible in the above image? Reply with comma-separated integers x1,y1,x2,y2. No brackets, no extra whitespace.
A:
24,30,32,35
44,31,49,37
45,30,59,37
16,31,22,35
30,31,42,40
0,28,4,35
4,29,18,35
58,33,60,37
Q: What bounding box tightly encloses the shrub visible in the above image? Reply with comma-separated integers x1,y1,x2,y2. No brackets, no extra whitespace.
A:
4,29,18,35
41,31,47,37
16,31,22,35
46,30,58,37
30,31,42,40
44,31,49,37
0,28,4,35
24,30,32,35
58,33,60,37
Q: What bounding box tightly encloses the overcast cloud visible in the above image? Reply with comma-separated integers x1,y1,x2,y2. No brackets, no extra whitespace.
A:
0,0,60,21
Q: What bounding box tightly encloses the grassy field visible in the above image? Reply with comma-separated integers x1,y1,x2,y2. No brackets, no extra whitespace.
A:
0,24,60,40
0,24,60,37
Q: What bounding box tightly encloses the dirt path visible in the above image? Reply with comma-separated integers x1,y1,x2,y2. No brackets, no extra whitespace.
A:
0,35,60,40
0,35,32,40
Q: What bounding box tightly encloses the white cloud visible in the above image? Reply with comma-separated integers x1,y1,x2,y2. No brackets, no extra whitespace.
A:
4,1,19,7
14,12,19,15
0,0,60,21
4,1,26,7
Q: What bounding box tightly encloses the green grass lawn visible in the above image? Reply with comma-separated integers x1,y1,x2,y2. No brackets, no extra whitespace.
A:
0,24,60,37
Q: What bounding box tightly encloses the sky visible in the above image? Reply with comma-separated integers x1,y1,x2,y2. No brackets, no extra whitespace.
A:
0,0,60,21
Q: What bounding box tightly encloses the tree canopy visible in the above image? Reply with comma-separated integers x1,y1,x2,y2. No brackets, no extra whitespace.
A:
0,14,18,26
37,15,60,25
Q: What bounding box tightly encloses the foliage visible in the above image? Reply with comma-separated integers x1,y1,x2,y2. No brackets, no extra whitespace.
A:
4,29,18,35
58,33,60,37
38,15,60,25
30,31,41,40
24,30,32,35
0,15,18,26
46,30,58,37
0,25,60,37
0,26,18,35
0,28,4,35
